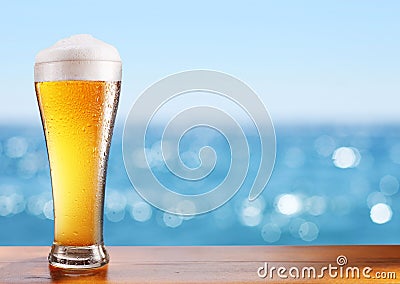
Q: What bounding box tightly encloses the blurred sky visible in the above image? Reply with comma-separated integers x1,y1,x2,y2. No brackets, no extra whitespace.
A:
0,0,399,125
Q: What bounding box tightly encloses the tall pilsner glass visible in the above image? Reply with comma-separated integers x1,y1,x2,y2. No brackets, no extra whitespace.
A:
34,34,121,269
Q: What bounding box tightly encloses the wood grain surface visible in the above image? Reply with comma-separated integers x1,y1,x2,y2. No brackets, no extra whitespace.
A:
0,246,400,283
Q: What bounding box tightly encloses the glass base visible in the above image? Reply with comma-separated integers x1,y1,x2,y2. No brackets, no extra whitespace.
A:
48,243,109,269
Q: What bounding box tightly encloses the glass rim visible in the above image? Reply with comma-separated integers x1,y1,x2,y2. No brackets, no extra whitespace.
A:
34,60,122,82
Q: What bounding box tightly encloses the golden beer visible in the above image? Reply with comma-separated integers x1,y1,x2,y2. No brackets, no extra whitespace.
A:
34,34,122,269
35,81,120,246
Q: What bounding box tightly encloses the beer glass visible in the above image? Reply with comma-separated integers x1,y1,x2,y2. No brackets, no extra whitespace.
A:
34,35,121,269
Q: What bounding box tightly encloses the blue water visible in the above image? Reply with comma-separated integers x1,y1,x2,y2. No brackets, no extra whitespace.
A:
1,124,400,245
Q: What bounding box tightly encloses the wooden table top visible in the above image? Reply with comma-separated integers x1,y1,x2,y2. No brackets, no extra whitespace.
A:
0,246,400,283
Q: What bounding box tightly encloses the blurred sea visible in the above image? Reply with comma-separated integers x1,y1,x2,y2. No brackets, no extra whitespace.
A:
0,123,400,245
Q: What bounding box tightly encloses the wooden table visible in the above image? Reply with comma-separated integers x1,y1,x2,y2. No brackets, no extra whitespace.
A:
1,246,400,283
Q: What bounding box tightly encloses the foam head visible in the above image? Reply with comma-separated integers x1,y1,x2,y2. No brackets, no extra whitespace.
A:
34,34,122,82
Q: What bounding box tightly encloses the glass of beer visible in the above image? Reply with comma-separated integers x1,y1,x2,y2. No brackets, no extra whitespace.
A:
34,34,121,269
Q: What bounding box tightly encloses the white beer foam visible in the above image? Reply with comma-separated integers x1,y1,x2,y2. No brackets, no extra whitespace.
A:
34,34,121,82
35,34,121,63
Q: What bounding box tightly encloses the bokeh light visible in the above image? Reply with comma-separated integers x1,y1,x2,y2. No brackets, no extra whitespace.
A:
261,223,281,243
27,195,49,217
163,213,183,228
288,218,306,239
43,200,54,220
275,194,302,216
130,201,152,222
239,198,265,227
370,203,392,224
0,196,13,216
305,196,326,216
314,135,336,157
379,175,399,196
367,191,390,209
299,222,319,242
5,137,28,158
332,147,361,169
105,190,127,223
